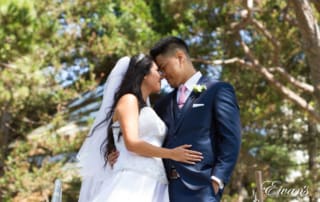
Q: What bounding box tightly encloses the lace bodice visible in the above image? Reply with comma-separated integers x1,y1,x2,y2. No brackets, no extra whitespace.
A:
112,107,168,184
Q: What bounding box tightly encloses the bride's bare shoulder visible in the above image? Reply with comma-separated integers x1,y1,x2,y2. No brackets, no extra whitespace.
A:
117,94,138,106
114,94,139,118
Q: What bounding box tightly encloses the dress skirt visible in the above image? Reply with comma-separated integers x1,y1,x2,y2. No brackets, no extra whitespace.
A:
92,169,169,202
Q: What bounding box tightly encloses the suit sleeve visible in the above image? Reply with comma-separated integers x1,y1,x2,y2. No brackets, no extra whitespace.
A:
211,83,241,184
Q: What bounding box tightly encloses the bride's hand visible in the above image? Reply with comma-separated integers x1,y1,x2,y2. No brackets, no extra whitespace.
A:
107,150,119,169
170,144,203,164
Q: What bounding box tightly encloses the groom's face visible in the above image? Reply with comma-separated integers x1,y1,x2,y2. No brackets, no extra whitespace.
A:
155,53,184,88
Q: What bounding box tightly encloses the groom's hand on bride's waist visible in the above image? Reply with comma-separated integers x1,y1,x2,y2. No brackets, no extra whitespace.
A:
107,150,119,169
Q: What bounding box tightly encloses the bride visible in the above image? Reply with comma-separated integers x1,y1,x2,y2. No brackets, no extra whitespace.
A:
77,54,203,202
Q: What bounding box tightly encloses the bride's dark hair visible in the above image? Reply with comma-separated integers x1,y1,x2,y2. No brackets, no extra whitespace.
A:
93,54,154,165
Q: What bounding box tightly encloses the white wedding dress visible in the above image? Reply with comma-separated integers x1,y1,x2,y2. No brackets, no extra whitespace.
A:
92,106,169,202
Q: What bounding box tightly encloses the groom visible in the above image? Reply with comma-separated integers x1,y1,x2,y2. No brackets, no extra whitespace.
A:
150,36,241,202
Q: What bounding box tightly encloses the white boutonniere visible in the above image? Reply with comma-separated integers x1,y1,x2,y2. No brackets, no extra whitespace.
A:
193,84,207,93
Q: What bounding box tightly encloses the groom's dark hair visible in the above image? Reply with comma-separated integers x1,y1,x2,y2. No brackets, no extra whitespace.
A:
150,36,189,59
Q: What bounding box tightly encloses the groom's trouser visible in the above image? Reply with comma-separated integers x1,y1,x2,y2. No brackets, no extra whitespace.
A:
168,177,222,202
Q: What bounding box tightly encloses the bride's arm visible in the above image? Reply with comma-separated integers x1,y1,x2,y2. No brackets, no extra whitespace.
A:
115,94,203,164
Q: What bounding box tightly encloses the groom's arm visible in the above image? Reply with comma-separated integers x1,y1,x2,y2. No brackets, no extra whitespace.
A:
211,83,241,186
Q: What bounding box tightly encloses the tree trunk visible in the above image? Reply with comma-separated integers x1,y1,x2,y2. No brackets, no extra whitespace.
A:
290,2,320,200
290,0,320,109
307,123,320,202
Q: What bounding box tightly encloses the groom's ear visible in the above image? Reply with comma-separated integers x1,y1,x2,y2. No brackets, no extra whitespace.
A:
175,49,186,62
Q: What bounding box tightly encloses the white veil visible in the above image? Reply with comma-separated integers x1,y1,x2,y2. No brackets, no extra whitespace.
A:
77,56,131,202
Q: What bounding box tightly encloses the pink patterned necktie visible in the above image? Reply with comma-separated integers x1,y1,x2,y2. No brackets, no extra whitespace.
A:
178,85,187,108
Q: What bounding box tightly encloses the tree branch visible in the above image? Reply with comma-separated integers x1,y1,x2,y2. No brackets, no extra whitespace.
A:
232,1,281,66
200,0,320,122
193,57,314,94
250,18,281,65
0,62,15,70
191,57,244,65
240,41,320,122
269,67,314,93
191,56,320,122
250,19,280,49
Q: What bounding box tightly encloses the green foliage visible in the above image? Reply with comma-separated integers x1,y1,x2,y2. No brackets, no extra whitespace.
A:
0,0,58,62
1,0,319,201
0,115,88,201
51,0,159,77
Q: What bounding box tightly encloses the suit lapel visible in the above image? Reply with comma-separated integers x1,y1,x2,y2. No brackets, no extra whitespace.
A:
172,76,208,135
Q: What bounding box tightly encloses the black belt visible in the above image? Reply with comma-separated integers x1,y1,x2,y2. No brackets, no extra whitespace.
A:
169,168,180,180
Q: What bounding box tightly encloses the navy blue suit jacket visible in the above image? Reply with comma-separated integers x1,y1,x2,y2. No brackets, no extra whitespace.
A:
154,76,241,190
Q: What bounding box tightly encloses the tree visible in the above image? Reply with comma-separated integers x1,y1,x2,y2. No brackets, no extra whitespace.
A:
0,0,63,174
0,0,161,200
1,0,320,201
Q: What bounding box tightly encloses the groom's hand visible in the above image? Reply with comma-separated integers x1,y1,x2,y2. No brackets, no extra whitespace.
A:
107,150,119,169
211,180,219,195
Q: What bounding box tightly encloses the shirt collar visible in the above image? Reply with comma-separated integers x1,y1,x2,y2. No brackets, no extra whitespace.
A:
182,71,202,92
